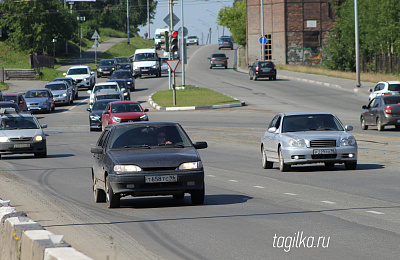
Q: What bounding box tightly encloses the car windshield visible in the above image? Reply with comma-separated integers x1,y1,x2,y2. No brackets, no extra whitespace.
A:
109,124,192,149
134,53,156,61
67,68,89,75
111,72,131,79
115,58,130,63
3,96,17,103
45,84,67,91
99,60,115,66
282,114,343,132
258,62,274,68
111,103,142,113
388,84,400,91
25,91,48,98
93,85,119,93
212,54,226,58
96,94,120,101
0,117,39,130
383,96,400,104
92,101,111,111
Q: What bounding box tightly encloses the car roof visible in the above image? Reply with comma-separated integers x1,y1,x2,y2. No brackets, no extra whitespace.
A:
109,101,140,105
53,77,73,80
113,70,131,73
1,110,33,118
281,111,334,117
93,99,120,104
108,121,179,128
114,56,129,59
378,81,400,84
46,81,67,85
26,88,49,92
211,53,226,56
68,65,90,69
94,82,119,86
95,90,120,95
3,93,20,96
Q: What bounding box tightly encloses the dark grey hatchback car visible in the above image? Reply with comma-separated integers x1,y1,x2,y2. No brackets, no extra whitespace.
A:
91,122,208,208
249,60,277,81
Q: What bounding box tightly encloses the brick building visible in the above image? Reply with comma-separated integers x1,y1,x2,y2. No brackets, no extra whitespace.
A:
246,0,336,65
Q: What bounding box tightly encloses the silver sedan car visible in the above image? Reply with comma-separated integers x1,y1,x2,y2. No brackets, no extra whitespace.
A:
261,112,358,172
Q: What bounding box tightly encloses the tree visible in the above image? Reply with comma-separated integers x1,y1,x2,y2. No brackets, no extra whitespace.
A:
217,0,246,46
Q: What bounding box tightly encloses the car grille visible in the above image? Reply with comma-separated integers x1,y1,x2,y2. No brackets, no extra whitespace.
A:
310,140,336,147
10,137,32,141
141,167,177,171
76,79,82,83
311,154,337,159
120,118,142,123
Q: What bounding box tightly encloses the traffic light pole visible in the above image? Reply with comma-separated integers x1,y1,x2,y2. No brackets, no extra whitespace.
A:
170,0,176,105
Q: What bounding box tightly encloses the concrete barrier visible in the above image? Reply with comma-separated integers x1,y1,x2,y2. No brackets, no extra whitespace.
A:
0,199,92,260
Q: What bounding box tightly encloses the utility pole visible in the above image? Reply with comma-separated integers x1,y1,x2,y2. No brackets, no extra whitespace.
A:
169,0,176,105
354,0,361,88
127,0,130,44
261,0,265,61
181,0,185,86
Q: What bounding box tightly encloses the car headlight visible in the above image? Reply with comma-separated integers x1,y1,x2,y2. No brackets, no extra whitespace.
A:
98,68,102,72
123,92,128,96
34,135,44,142
140,114,148,121
127,82,132,85
287,138,306,147
0,136,10,142
90,115,100,121
179,161,202,170
112,116,121,123
62,93,67,97
340,136,356,146
152,65,157,69
114,165,142,173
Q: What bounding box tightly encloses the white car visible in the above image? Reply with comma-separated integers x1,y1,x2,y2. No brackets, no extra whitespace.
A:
368,81,400,101
88,82,125,107
186,36,199,45
63,66,96,90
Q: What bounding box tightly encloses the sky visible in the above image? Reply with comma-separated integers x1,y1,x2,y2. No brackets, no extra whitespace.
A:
137,0,234,44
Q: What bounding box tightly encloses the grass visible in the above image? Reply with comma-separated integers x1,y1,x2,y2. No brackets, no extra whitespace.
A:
151,87,241,107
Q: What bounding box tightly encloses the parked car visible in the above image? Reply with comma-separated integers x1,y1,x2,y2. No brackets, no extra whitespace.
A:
218,36,233,50
0,102,21,112
361,95,400,131
160,57,169,74
368,81,400,101
186,36,199,45
52,77,78,99
97,59,117,78
90,121,208,208
87,99,120,132
101,101,149,130
64,66,96,90
93,90,123,107
45,81,73,106
24,88,55,113
109,70,135,91
88,82,125,107
0,109,47,158
114,57,132,71
208,53,228,69
261,111,358,172
249,60,277,81
3,93,27,112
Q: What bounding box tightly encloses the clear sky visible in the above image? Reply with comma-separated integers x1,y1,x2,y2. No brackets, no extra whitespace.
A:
137,0,234,44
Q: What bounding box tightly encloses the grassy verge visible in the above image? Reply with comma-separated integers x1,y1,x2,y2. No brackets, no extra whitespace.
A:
151,87,241,107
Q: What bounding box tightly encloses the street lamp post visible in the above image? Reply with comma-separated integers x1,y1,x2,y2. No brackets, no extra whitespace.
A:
77,16,85,65
52,39,57,68
198,19,211,44
190,25,203,45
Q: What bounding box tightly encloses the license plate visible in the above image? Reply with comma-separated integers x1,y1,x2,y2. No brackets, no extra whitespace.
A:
103,71,110,74
145,175,178,183
262,69,271,72
29,107,39,110
14,143,30,148
313,149,336,155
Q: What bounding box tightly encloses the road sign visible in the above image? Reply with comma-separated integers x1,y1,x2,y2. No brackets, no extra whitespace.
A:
259,36,267,45
178,27,188,37
166,59,180,72
163,13,180,28
91,30,100,40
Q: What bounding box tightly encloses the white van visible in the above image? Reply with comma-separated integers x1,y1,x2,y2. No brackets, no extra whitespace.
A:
154,27,169,50
132,48,161,78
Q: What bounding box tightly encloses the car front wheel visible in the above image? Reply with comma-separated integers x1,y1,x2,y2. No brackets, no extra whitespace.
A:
93,176,106,203
106,176,120,208
262,148,273,169
278,147,290,172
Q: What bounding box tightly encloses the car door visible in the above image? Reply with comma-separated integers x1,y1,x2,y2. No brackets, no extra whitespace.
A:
365,98,380,124
92,129,111,189
263,114,281,160
18,94,28,112
102,103,112,128
371,98,382,124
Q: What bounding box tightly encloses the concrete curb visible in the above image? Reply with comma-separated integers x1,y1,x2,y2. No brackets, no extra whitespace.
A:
0,200,92,260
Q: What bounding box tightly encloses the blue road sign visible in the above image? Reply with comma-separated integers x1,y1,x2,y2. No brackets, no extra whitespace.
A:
259,36,267,45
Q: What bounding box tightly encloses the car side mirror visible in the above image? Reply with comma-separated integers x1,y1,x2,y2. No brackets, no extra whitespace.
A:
41,124,47,129
226,57,229,59
362,105,367,109
193,141,208,149
87,108,92,112
103,111,109,114
268,127,277,133
144,108,149,112
207,57,211,59
63,73,67,76
345,125,353,131
91,146,103,154
369,89,373,93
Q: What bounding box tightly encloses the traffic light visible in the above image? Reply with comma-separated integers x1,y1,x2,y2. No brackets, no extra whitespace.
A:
169,30,179,53
160,31,169,51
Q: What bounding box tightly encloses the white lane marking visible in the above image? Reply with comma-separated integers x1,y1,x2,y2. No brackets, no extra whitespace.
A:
254,186,265,189
284,193,297,196
366,211,385,215
207,175,216,177
229,180,238,183
321,201,337,204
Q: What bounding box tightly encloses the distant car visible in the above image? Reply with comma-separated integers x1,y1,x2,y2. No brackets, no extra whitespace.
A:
114,57,132,71
368,81,400,101
101,101,149,130
63,65,96,90
88,82,125,107
90,121,208,208
87,99,120,132
186,36,199,45
24,88,55,113
0,102,20,112
52,77,78,99
218,36,233,50
261,111,358,172
361,95,400,131
0,109,47,159
109,70,135,91
208,53,228,69
97,59,117,78
160,57,169,74
249,60,277,81
3,93,27,112
45,81,73,105
93,90,123,106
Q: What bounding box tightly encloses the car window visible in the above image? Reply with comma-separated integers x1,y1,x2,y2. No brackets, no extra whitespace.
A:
46,84,67,91
268,115,280,129
68,68,89,75
111,72,131,79
97,130,111,148
388,83,400,91
383,96,400,104
3,96,17,103
259,62,273,68
371,98,381,108
1,117,39,130
212,54,226,58
92,101,109,111
115,58,130,63
100,60,115,65
134,53,156,61
282,114,342,132
25,91,48,98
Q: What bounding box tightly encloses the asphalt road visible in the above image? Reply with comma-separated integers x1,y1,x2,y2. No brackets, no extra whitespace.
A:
1,43,400,260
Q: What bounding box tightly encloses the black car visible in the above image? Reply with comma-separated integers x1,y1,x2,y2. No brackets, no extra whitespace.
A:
361,95,400,131
208,53,229,69
107,80,130,100
90,122,208,208
87,99,120,132
248,60,277,81
97,59,117,78
218,36,233,50
114,57,132,71
109,70,135,91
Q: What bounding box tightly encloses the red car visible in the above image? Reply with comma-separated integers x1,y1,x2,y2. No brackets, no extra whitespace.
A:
102,101,149,130
3,93,28,112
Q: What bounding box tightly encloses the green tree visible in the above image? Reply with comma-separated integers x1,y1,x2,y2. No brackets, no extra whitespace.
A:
217,0,246,46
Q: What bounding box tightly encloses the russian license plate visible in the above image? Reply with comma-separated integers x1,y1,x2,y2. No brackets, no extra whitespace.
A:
262,68,271,72
14,143,30,148
103,71,110,74
313,149,336,155
29,107,39,110
145,175,178,183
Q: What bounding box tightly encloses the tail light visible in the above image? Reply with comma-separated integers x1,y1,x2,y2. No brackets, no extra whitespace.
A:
211,58,214,62
384,107,392,114
224,58,227,62
255,65,259,72
384,93,393,95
